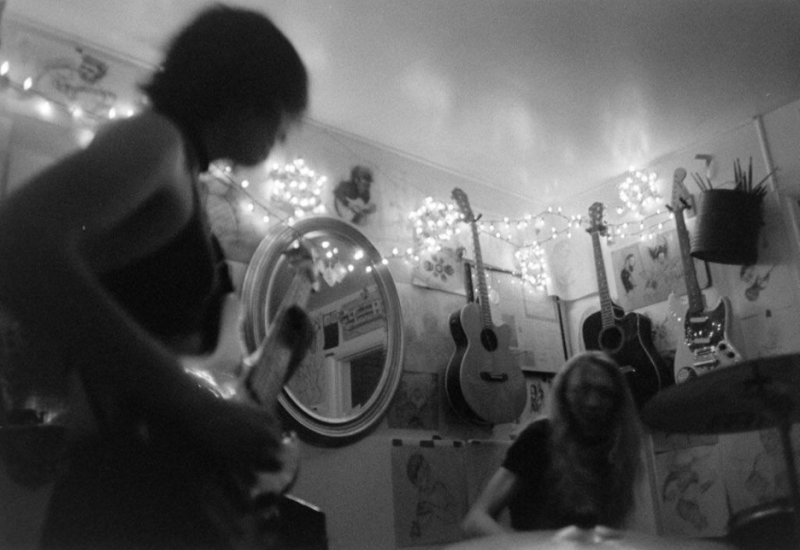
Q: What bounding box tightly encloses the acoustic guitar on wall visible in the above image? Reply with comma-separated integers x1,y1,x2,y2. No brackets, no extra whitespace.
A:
444,188,526,425
581,202,673,408
667,167,742,383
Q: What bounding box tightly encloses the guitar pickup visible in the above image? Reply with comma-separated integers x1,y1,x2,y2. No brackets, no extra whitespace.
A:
480,372,509,382
688,316,709,323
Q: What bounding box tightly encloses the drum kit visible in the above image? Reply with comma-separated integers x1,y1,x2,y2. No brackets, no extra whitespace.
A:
445,353,800,550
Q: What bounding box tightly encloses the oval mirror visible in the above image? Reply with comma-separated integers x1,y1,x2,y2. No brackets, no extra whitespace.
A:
241,217,404,444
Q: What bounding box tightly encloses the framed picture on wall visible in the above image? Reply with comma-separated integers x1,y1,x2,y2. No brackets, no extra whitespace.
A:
610,228,710,311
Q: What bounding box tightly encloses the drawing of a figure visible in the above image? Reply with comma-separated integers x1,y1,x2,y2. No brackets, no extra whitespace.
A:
36,49,117,116
406,452,458,539
740,264,774,302
745,428,788,503
644,234,680,293
620,253,636,294
387,372,438,430
662,452,717,531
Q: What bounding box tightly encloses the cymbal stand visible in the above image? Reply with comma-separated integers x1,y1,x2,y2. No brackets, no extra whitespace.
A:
748,363,800,545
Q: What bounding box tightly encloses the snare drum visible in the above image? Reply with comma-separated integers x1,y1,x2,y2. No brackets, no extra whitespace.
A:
727,499,797,550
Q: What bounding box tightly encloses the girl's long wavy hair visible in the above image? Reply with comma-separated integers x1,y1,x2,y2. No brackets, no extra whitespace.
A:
546,350,643,527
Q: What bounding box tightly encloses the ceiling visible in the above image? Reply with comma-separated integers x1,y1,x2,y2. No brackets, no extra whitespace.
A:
8,0,800,208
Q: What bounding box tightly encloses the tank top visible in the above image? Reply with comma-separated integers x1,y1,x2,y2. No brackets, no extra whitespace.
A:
99,120,229,350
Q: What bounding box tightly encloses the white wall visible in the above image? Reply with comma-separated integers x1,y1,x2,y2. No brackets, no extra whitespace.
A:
4,93,800,550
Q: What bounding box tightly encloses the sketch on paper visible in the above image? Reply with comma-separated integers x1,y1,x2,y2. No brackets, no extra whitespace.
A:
387,371,439,430
518,372,555,426
391,440,467,547
411,247,466,296
655,445,728,537
544,235,597,301
611,229,709,311
718,428,800,514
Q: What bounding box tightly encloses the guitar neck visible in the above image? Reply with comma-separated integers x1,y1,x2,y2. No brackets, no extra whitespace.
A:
590,230,615,328
245,275,313,411
469,219,492,327
673,209,704,314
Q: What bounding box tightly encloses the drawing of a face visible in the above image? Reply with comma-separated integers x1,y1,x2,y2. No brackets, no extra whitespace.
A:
407,452,431,490
648,235,668,263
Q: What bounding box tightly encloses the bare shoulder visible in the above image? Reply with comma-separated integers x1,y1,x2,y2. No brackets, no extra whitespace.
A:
89,111,184,170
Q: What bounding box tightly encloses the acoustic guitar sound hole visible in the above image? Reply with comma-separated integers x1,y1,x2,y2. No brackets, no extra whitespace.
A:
599,326,624,354
480,329,498,352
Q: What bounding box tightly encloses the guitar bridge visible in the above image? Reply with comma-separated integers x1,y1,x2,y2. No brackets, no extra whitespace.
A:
479,372,509,382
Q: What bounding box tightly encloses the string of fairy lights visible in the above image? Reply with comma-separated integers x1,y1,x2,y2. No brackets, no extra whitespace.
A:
1,57,680,293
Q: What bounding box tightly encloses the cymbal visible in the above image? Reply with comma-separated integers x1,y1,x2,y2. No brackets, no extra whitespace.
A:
443,527,734,550
642,353,800,434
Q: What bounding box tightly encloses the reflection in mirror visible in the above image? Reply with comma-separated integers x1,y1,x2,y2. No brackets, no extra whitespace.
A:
241,217,404,444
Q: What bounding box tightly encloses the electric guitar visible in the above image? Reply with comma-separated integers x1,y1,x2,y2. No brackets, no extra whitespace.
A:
182,243,317,548
581,202,672,408
667,167,742,383
444,188,526,425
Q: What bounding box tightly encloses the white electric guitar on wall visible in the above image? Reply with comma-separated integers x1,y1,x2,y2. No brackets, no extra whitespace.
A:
668,168,742,383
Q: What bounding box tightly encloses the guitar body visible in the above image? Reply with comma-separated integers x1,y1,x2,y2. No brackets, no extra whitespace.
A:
672,295,741,383
180,247,316,549
445,302,526,425
445,188,527,426
582,302,671,409
584,202,672,410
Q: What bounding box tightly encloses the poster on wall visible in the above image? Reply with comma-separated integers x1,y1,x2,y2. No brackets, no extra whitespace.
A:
391,439,467,547
0,16,154,118
716,427,800,515
610,229,710,311
411,246,467,296
517,371,555,426
653,442,728,537
542,233,598,301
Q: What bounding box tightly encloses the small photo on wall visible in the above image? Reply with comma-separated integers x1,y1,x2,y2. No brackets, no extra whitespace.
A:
332,165,377,225
517,371,555,426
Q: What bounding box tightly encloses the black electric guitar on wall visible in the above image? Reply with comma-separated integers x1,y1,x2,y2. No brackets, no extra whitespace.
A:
581,202,672,408
445,188,526,425
668,167,742,383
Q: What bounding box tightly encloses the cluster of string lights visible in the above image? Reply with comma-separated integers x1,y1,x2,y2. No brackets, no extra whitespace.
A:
616,168,662,216
0,55,681,293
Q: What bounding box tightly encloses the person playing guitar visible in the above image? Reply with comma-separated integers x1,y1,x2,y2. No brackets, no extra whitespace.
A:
0,6,312,549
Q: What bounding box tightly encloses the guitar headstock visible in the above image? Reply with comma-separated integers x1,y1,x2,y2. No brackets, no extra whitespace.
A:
283,241,319,291
452,187,475,223
670,167,691,214
587,202,607,236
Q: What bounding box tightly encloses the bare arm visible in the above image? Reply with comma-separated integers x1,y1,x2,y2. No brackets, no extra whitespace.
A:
461,466,520,538
0,113,282,470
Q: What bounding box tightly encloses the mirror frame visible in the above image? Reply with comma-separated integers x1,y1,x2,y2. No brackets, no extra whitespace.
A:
240,217,404,444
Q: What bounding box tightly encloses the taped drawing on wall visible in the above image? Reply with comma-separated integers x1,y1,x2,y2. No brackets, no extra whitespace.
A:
391,439,467,547
611,229,709,311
